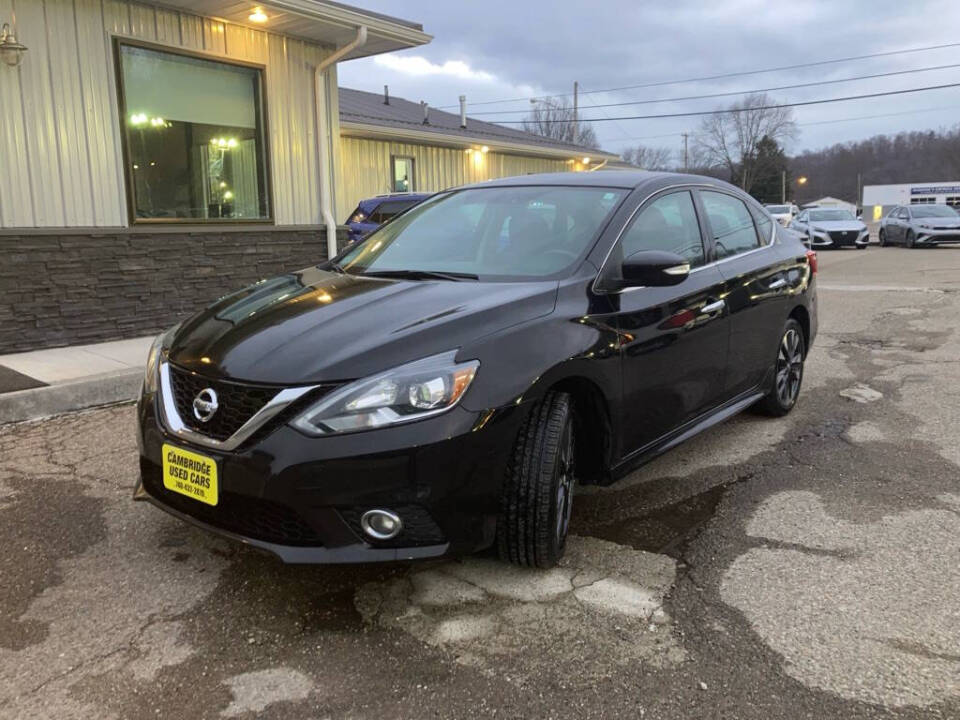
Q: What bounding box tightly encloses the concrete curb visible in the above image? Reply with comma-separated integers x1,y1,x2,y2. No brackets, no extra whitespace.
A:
0,369,143,425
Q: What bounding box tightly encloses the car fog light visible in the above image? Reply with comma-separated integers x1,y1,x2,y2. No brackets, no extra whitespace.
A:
360,509,403,540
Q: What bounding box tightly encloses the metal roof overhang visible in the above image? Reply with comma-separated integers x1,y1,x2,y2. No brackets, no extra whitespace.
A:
149,0,431,56
340,120,622,162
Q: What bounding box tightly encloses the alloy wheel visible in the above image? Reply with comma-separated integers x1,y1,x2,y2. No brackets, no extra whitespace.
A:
776,328,803,407
555,421,575,544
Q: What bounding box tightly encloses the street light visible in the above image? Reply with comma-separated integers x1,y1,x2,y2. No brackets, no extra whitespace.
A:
797,176,808,185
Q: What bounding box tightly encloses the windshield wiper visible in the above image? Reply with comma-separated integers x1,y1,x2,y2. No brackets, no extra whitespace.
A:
362,269,479,282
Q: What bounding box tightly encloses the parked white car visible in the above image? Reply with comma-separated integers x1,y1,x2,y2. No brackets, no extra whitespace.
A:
764,204,799,226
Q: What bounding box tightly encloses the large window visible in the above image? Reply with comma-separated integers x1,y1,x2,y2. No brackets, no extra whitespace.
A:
117,43,270,222
391,156,415,192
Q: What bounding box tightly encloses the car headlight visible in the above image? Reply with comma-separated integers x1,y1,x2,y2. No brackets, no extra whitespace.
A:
918,223,933,230
143,323,180,394
291,351,479,436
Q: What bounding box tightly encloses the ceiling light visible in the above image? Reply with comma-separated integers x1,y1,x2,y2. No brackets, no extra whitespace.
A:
248,7,268,22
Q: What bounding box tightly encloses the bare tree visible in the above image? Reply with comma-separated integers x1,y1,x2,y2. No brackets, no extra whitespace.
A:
522,97,598,149
694,93,798,193
621,145,673,170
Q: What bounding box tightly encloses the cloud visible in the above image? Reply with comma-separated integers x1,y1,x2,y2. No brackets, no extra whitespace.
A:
373,55,496,83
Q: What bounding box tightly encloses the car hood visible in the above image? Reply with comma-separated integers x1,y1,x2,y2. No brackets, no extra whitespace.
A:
167,267,558,384
810,220,865,232
913,217,960,227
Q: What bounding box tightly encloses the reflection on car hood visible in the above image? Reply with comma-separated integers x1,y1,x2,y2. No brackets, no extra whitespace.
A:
168,267,558,384
810,220,865,232
913,216,960,227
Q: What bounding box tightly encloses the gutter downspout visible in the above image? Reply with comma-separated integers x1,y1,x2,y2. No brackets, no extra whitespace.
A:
588,159,608,171
316,26,367,260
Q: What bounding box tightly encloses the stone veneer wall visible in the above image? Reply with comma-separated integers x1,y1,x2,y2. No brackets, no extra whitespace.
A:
0,226,347,354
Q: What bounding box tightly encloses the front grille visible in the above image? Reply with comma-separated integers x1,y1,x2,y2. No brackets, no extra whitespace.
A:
829,230,857,245
141,460,323,546
168,365,283,441
339,505,446,547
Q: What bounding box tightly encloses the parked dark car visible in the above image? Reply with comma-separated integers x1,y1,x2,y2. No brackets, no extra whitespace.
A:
789,207,869,249
135,171,817,568
878,204,960,248
344,192,432,244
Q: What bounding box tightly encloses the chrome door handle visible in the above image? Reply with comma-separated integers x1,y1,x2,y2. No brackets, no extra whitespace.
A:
701,299,725,315
768,278,788,290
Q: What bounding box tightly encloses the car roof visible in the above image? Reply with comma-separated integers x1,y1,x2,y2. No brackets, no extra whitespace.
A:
456,170,742,194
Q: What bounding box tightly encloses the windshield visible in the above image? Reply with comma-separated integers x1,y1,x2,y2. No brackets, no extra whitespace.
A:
338,186,628,280
808,209,855,221
912,205,958,218
766,205,790,213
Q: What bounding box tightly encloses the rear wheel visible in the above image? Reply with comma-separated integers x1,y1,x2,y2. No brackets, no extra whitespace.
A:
755,319,806,417
497,391,576,568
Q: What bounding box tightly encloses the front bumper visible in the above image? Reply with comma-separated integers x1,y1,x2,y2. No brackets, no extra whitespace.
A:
135,392,528,564
916,228,960,244
809,229,870,248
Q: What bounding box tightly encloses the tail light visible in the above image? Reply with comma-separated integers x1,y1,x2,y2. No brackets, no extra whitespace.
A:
806,249,818,275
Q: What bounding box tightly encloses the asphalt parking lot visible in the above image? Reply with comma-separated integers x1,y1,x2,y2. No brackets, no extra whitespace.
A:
2,246,959,720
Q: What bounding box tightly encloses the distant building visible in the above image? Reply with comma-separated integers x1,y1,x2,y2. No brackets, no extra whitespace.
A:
862,181,960,221
336,87,619,221
803,196,858,215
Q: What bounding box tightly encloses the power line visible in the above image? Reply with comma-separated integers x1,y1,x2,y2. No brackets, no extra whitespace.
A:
612,104,960,145
492,82,960,124
467,62,960,117
436,41,960,109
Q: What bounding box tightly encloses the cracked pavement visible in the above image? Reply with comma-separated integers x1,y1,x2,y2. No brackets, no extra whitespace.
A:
2,247,960,718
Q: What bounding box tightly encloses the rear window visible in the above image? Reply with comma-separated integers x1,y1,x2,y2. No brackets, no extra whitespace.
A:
371,200,419,224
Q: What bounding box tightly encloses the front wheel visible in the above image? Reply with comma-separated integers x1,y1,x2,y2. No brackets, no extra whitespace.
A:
878,229,887,247
497,391,576,568
906,230,916,248
755,319,806,417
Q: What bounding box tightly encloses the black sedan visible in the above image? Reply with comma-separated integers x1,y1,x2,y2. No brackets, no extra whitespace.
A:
789,208,870,249
135,172,817,568
878,204,960,248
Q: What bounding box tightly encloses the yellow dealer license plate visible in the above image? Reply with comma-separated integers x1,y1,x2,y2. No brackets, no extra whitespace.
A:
162,443,218,506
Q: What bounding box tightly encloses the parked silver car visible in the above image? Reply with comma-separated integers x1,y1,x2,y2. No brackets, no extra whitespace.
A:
789,208,869,249
764,203,799,226
878,204,960,248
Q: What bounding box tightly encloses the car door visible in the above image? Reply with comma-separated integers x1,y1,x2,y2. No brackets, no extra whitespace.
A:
697,189,796,398
611,188,731,455
792,210,808,239
891,208,907,243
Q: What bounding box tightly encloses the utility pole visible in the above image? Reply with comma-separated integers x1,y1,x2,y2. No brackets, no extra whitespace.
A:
681,133,689,172
781,169,786,204
572,81,579,145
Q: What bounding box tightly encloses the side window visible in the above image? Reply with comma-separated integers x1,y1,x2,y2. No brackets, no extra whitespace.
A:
751,205,773,244
700,190,761,259
620,191,705,267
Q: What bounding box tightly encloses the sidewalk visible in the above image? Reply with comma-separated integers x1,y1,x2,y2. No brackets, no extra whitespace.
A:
0,336,153,424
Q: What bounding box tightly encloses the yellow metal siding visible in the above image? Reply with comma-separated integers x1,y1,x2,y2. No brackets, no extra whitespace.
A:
336,136,571,221
0,0,331,228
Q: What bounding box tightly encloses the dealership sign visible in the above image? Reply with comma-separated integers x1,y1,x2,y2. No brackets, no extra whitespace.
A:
910,185,960,195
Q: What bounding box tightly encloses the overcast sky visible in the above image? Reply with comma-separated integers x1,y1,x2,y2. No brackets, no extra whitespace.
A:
338,0,960,162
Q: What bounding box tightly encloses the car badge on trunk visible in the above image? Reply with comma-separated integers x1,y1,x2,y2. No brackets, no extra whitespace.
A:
192,388,219,423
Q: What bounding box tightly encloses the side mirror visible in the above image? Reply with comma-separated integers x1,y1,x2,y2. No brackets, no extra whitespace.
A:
619,250,690,288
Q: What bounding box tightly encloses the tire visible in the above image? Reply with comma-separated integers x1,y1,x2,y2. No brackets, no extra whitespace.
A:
878,229,887,247
497,391,576,568
856,244,867,250
906,230,916,249
755,319,806,417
